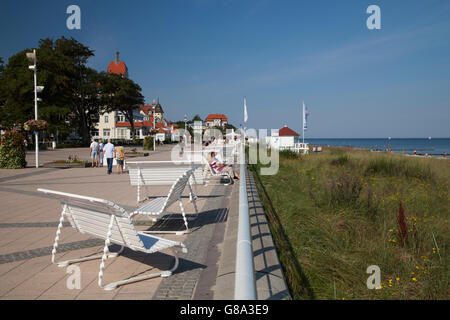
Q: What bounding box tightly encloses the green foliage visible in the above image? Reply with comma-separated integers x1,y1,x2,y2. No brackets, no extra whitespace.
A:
365,157,435,182
0,37,97,143
250,147,450,299
0,130,27,168
163,138,174,144
101,72,144,140
330,154,349,166
279,149,300,160
143,136,154,150
131,138,143,146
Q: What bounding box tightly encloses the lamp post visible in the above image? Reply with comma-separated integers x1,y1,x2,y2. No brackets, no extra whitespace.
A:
26,49,41,168
184,114,187,145
153,107,156,151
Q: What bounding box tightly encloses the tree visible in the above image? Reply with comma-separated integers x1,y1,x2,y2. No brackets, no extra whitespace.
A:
0,50,35,130
0,57,4,123
0,57,4,77
102,73,144,140
0,37,98,144
191,114,202,122
37,37,96,144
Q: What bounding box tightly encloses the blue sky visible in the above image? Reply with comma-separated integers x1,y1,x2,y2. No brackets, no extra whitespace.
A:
1,0,450,138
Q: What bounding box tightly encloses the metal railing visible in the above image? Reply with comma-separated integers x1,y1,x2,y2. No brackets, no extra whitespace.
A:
234,141,257,299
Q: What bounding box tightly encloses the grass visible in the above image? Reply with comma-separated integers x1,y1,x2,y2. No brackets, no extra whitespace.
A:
249,147,449,299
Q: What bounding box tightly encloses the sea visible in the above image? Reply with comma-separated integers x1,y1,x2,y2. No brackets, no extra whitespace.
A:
304,138,450,157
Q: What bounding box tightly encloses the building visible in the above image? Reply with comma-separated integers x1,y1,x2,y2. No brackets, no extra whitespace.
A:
205,114,228,128
94,51,174,140
266,125,299,149
153,99,164,120
265,125,309,154
107,50,128,78
113,104,174,140
278,125,300,149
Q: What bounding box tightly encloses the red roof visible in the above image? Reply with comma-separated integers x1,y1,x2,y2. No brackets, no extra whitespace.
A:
279,126,299,137
107,61,128,76
140,105,153,115
116,120,172,129
206,114,228,122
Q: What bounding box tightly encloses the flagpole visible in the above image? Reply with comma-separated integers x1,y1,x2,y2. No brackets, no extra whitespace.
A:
243,96,247,138
302,101,305,144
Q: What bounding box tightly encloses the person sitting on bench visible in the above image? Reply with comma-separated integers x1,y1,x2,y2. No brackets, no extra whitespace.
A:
209,151,240,180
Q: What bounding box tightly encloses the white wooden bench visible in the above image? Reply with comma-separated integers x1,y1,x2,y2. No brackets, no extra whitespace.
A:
126,161,203,203
37,188,187,291
131,167,199,235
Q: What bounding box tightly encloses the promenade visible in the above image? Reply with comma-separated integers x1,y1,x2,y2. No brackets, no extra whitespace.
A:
0,145,289,300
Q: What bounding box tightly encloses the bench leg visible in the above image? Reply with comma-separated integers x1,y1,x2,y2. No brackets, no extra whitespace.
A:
99,248,183,291
52,207,124,267
179,198,190,234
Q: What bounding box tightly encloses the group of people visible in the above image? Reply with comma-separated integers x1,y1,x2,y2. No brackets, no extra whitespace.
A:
89,138,125,174
204,136,241,147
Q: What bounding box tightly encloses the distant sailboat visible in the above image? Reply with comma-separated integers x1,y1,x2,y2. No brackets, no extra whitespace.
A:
428,136,432,140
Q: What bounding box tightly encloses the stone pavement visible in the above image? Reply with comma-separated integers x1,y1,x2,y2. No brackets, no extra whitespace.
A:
0,145,289,300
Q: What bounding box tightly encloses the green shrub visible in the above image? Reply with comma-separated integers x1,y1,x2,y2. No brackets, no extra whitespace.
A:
311,171,363,208
131,138,143,146
143,136,154,151
280,149,300,159
164,138,174,144
56,141,85,149
365,157,434,181
0,130,27,168
330,154,349,166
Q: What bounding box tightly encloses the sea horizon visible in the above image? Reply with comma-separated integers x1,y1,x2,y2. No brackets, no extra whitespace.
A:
302,137,450,156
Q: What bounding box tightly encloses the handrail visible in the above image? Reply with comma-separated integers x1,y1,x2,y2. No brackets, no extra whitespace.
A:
234,141,257,299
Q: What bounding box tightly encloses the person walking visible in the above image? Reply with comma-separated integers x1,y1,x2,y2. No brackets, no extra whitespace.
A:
103,139,115,175
89,138,99,168
98,139,104,167
179,137,185,156
114,141,125,174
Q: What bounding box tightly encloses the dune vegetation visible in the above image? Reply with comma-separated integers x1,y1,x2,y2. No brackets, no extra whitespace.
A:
250,147,449,299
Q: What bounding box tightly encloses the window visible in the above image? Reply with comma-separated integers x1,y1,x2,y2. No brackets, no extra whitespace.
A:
91,130,99,137
103,129,110,137
117,128,127,139
117,113,125,122
104,115,109,123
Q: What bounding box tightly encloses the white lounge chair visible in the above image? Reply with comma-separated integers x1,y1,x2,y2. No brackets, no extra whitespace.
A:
37,188,187,291
206,162,233,186
131,167,199,235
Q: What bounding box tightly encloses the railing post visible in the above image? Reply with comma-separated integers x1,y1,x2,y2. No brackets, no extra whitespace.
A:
234,141,257,300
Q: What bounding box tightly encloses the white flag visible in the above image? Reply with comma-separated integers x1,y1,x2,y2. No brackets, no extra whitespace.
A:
244,97,248,123
303,101,308,131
